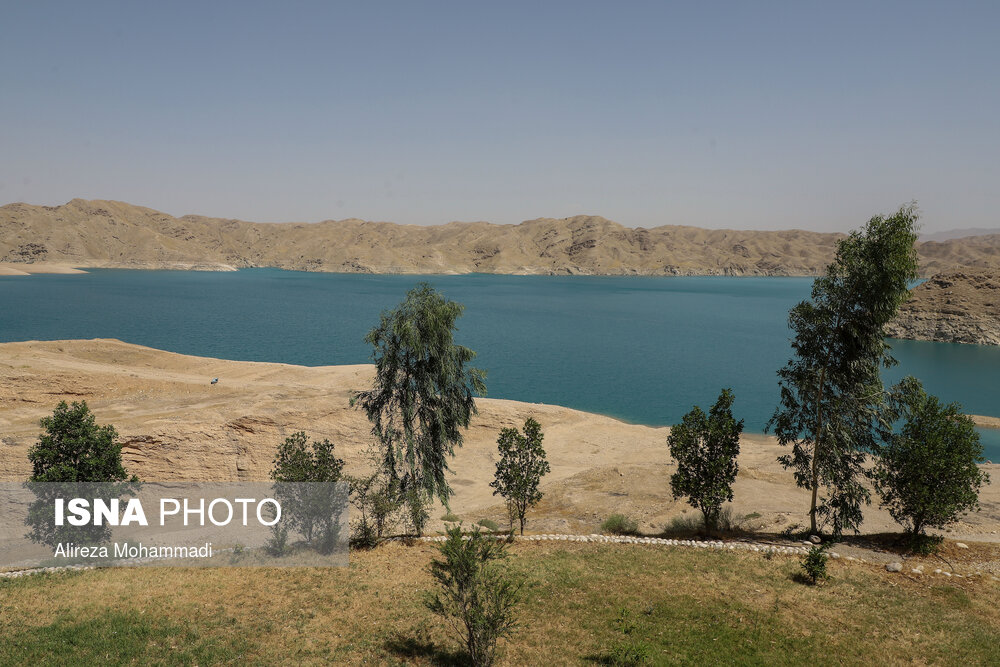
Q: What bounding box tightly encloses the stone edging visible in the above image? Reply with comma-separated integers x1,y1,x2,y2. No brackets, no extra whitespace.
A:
3,534,996,581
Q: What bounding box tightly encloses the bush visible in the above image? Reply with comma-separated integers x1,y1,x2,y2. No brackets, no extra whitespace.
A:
601,514,639,536
426,525,519,667
270,432,346,551
348,461,403,548
441,511,461,523
477,518,501,532
264,524,289,557
662,506,746,537
800,544,830,585
663,514,702,536
875,377,990,537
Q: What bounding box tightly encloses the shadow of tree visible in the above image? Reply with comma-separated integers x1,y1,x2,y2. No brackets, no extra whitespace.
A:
383,632,468,666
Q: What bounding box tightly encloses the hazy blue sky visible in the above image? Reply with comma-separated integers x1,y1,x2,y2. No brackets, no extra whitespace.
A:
1,1,997,231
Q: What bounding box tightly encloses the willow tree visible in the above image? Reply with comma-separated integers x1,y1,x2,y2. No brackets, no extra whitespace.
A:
352,283,487,505
767,204,919,536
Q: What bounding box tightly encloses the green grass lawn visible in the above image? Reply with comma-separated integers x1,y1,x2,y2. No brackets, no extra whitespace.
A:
1,542,998,665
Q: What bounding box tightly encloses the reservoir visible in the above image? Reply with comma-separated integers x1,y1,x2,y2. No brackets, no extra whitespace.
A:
3,269,998,459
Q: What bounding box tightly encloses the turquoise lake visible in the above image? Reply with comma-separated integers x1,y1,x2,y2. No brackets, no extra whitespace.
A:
2,269,998,460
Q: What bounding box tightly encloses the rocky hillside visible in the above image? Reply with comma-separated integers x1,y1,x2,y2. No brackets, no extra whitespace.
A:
2,198,999,276
886,273,1000,345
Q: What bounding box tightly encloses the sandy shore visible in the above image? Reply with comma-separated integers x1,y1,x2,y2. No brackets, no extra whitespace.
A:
0,262,87,276
972,415,1000,429
1,339,997,540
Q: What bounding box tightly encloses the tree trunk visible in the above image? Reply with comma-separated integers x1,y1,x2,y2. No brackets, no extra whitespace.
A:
810,367,826,535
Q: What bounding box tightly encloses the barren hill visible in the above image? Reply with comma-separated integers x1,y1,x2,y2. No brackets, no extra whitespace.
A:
886,272,1000,346
4,199,999,276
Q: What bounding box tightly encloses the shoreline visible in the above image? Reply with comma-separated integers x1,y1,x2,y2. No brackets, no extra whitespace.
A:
0,262,88,276
1,338,998,542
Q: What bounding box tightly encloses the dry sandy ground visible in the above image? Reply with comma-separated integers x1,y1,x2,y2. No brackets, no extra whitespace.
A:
0,263,87,276
1,339,998,542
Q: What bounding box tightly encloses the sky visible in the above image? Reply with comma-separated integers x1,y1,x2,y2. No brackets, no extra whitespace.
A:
1,1,998,232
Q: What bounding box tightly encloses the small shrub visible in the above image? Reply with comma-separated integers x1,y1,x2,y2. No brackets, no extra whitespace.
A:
905,533,943,555
264,525,288,556
441,511,461,523
426,525,519,667
477,518,501,532
663,514,702,536
351,518,379,550
601,514,639,536
715,506,747,532
800,544,830,585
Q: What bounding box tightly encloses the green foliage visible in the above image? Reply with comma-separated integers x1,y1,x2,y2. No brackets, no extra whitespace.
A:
768,204,920,536
490,417,551,535
269,432,346,552
28,400,136,484
601,514,639,536
25,401,138,547
874,377,990,537
348,466,402,547
352,283,487,505
476,518,501,532
264,524,289,556
404,486,432,537
426,525,519,667
800,543,830,585
441,511,461,523
601,608,653,666
667,388,743,531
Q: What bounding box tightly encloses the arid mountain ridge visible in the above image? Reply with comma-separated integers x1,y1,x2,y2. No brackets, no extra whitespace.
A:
2,198,999,276
885,272,1000,346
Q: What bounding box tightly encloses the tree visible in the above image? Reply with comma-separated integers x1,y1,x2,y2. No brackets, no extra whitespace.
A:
270,431,346,551
427,524,519,667
874,377,989,538
490,418,551,535
767,204,919,536
667,389,743,531
352,283,487,505
26,401,138,547
28,400,136,483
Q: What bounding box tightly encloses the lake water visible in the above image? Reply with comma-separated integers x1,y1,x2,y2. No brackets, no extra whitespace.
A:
3,269,998,460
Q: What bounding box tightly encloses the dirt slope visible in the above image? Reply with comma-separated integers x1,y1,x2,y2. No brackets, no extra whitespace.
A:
1,339,998,539
887,272,1000,345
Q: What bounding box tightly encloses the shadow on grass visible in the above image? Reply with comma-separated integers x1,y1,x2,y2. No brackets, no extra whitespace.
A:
383,632,468,666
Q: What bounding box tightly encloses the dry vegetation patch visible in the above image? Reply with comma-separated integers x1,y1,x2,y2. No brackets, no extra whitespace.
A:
2,543,999,665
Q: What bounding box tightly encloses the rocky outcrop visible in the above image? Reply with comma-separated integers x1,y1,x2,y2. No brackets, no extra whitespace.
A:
886,273,1000,346
3,198,1000,276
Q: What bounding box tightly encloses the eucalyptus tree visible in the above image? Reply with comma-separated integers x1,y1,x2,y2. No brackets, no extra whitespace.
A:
767,205,920,536
352,283,487,505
